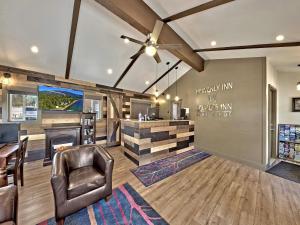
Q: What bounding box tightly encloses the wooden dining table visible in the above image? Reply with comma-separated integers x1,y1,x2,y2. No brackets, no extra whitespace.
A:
0,144,19,187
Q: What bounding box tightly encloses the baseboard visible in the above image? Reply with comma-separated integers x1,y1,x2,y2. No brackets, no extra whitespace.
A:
202,149,267,171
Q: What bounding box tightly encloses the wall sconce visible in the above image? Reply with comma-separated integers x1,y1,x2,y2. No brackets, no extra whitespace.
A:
2,73,12,85
297,82,300,91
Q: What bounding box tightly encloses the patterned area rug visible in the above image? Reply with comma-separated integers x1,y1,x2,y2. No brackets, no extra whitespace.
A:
267,161,300,183
38,183,168,225
131,149,211,187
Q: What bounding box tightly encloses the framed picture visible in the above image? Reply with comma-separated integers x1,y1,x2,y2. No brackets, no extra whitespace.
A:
292,98,300,112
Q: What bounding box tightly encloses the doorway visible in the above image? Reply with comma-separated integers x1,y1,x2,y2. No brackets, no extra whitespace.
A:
268,85,277,164
170,100,182,120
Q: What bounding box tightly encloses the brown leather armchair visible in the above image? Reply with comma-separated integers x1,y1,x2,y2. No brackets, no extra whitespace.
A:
0,185,18,225
51,145,114,224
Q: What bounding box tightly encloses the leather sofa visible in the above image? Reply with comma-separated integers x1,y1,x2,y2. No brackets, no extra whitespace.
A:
0,185,18,225
51,145,114,224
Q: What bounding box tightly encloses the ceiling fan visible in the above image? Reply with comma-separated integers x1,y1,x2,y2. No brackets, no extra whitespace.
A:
120,20,183,63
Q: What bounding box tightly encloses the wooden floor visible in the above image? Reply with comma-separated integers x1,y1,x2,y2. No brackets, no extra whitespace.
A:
18,147,300,225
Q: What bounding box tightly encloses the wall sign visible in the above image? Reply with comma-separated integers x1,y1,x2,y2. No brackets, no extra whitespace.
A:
196,82,233,118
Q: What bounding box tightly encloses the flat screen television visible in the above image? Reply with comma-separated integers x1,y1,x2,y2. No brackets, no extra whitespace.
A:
0,123,20,144
38,85,84,112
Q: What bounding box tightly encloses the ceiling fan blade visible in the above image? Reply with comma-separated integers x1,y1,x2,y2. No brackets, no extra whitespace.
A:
120,35,145,45
157,44,183,49
151,20,164,43
153,53,162,64
130,49,145,59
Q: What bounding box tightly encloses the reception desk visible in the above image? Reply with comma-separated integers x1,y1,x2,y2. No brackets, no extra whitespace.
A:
121,119,194,165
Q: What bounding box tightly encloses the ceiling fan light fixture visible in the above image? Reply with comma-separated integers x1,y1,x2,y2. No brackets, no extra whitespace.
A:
124,38,130,44
145,45,157,57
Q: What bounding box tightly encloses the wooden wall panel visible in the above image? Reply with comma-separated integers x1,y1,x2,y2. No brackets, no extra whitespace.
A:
0,70,153,162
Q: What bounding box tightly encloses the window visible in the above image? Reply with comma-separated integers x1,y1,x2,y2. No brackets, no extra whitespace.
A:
84,99,102,120
9,93,38,121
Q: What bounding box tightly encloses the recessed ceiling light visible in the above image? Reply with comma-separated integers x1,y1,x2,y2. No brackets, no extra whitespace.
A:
30,45,39,54
124,38,130,44
276,35,285,41
145,81,150,85
211,41,217,46
107,68,113,74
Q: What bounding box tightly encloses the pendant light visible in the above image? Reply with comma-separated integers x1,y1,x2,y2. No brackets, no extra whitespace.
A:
165,62,171,100
154,63,159,98
174,66,179,101
297,82,300,91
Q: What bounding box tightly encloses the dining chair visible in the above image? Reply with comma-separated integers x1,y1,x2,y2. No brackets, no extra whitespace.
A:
7,137,29,186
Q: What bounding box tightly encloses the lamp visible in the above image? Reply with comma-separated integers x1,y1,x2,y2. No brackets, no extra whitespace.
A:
2,73,11,85
154,63,159,97
174,66,179,101
165,62,171,100
297,82,300,91
145,45,157,57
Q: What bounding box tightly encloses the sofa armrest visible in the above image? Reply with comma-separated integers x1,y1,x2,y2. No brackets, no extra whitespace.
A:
0,185,17,224
51,153,68,210
94,146,114,184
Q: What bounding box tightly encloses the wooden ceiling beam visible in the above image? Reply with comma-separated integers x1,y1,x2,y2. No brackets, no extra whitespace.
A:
143,60,182,94
94,0,204,72
65,0,82,79
113,49,143,88
163,0,234,23
194,41,300,52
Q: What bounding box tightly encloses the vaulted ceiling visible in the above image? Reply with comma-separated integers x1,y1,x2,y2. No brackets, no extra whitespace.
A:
146,0,300,72
0,0,299,95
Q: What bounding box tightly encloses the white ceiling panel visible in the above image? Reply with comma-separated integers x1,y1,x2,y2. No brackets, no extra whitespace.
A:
199,47,300,72
70,0,145,87
144,60,191,96
1,0,299,93
0,0,74,75
145,0,300,72
118,50,187,93
144,0,211,19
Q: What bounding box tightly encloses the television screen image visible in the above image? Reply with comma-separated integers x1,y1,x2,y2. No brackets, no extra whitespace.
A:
38,85,84,112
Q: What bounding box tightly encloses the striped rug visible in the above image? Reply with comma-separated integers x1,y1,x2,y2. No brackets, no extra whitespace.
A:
38,183,168,225
131,149,211,187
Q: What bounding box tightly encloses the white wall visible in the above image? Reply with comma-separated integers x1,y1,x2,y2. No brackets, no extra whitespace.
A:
265,59,278,165
278,71,300,124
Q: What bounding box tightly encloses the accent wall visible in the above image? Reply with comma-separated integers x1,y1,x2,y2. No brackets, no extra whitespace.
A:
159,57,268,169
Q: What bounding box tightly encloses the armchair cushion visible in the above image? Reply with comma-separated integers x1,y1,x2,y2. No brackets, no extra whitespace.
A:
0,185,17,224
0,221,15,225
68,166,105,199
